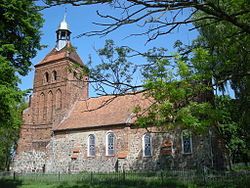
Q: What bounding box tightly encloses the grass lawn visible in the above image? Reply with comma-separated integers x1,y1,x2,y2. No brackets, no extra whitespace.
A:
1,178,250,188
1,171,249,188
0,179,189,188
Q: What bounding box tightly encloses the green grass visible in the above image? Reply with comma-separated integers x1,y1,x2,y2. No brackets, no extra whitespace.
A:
0,179,193,188
0,171,249,188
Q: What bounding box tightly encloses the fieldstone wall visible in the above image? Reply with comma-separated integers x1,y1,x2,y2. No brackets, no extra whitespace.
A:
44,126,213,173
46,128,126,172
13,150,46,173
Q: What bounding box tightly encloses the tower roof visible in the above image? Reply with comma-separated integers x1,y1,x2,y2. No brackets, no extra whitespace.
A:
35,12,83,67
35,42,84,67
57,12,70,31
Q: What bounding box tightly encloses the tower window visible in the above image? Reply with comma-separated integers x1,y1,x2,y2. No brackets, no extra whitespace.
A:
43,72,49,84
73,71,77,79
61,31,66,39
52,71,57,81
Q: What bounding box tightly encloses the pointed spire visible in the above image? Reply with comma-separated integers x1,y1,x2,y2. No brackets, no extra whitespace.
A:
56,9,71,51
58,9,70,31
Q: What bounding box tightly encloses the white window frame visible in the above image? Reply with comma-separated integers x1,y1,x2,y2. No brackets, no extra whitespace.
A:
87,134,95,157
181,130,193,154
142,133,152,157
106,131,115,156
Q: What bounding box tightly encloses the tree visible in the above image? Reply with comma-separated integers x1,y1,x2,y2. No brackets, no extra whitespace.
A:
43,0,249,97
43,1,250,39
87,40,140,95
193,7,250,164
43,0,249,166
0,0,43,170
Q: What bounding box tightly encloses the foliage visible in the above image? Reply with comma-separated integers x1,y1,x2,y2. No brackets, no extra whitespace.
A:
215,96,249,164
0,101,28,171
43,1,250,41
192,1,250,163
42,0,249,163
88,40,138,95
135,49,215,132
0,0,43,170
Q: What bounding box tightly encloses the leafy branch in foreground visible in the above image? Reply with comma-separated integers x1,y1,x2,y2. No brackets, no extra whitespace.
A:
135,49,215,132
87,40,141,95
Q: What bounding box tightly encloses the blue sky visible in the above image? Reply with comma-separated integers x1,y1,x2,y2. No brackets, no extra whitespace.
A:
20,3,198,97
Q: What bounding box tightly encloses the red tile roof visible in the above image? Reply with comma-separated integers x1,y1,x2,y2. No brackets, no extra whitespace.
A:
54,93,152,131
35,42,84,66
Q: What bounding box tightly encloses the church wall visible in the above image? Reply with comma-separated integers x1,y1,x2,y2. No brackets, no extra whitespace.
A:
44,126,213,173
13,150,47,173
46,127,129,173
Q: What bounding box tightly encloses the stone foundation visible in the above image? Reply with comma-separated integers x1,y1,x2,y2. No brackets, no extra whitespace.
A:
13,150,46,173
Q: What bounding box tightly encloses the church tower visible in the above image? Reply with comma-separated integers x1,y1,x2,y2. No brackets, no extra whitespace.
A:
16,15,88,155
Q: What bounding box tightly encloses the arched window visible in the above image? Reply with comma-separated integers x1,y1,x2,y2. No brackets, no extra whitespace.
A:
73,71,77,79
47,91,53,121
39,93,45,122
181,130,192,154
88,134,95,157
43,72,49,84
106,132,115,156
55,89,62,110
52,71,57,81
143,134,152,157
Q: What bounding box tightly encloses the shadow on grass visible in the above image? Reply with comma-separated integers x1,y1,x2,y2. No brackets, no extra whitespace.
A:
55,179,189,188
0,179,23,188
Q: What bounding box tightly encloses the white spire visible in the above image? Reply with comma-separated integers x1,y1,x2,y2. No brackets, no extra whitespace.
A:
56,9,71,51
58,8,70,31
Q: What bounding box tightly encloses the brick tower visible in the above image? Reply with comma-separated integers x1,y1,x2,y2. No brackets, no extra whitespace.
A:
16,16,88,155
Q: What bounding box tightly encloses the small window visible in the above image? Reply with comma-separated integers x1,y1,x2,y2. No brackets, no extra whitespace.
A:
143,134,152,157
61,31,66,39
106,132,115,156
52,71,57,81
44,72,49,84
181,130,192,154
88,134,95,157
73,71,77,79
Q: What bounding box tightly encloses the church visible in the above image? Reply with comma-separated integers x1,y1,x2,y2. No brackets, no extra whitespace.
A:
13,16,225,173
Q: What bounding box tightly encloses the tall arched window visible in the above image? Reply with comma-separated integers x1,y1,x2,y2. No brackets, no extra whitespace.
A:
39,93,45,122
181,130,192,154
88,134,95,157
106,132,115,156
143,133,152,157
47,91,53,121
43,72,49,84
55,89,62,110
52,70,57,81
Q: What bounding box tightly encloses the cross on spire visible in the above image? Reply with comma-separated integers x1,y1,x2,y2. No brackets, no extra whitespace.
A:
63,7,67,22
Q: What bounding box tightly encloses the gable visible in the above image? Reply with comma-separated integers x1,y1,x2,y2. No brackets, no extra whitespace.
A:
35,42,84,67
